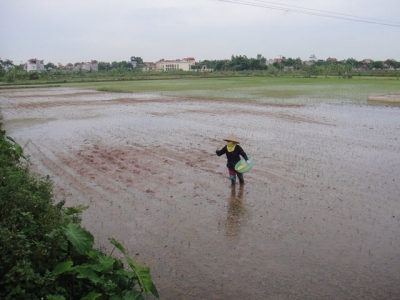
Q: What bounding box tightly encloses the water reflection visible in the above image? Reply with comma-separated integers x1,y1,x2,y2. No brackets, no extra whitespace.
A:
226,185,245,237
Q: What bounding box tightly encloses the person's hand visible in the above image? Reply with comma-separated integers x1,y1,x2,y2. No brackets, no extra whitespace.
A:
216,144,222,151
246,160,251,164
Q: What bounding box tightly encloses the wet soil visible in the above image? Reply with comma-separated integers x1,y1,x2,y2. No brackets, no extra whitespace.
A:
1,87,400,299
368,94,400,102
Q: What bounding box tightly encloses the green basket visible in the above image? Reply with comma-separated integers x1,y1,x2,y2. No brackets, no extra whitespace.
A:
234,156,253,173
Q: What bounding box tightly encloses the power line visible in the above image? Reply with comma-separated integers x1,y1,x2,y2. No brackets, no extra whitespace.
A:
251,0,400,24
219,0,400,27
218,0,400,27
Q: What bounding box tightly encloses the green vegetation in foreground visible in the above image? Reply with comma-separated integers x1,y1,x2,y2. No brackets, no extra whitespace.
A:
0,119,158,300
66,76,400,106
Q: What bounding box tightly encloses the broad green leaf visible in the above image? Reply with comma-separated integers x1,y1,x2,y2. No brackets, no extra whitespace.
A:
62,223,94,254
150,282,160,298
65,205,89,216
81,291,102,300
52,261,74,275
98,254,115,272
13,142,25,158
88,249,101,259
6,136,16,143
89,254,115,273
75,266,104,284
126,257,153,296
115,269,136,279
89,263,105,272
88,250,104,272
125,256,138,270
5,136,26,159
1,140,13,148
108,237,126,255
135,266,153,296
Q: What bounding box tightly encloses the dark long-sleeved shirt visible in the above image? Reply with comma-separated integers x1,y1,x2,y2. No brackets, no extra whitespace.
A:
216,145,249,170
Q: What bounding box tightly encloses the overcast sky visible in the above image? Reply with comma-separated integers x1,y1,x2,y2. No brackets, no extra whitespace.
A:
1,0,399,65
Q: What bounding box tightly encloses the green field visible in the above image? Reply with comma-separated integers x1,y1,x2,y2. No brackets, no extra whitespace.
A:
1,76,399,106
65,76,400,106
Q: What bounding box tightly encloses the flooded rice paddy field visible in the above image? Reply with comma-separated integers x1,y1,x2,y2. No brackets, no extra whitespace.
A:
1,87,400,299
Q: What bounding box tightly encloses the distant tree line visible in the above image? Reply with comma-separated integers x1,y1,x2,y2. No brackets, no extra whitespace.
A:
190,55,400,72
2,55,399,74
1,55,400,83
191,55,268,71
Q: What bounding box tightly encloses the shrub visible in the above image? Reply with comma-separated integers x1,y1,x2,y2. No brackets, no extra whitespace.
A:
0,119,158,299
29,72,40,80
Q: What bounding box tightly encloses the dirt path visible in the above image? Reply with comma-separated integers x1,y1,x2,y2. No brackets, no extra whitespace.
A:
1,87,400,299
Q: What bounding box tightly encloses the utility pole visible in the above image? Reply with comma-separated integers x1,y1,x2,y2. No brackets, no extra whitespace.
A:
279,54,282,71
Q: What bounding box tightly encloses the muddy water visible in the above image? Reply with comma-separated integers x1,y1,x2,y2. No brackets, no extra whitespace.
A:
1,87,400,299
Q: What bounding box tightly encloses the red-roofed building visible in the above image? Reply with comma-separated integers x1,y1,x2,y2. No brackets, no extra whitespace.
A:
23,58,45,72
143,62,156,71
266,58,282,66
362,59,373,64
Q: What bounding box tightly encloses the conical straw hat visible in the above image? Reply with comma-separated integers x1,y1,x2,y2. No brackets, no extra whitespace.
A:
223,133,240,144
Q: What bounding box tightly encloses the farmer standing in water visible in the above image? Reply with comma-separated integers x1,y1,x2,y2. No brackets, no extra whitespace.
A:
216,133,250,185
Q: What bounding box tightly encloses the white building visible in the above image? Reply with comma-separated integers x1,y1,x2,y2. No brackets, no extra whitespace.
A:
24,58,45,72
142,62,156,71
155,57,195,71
73,60,99,72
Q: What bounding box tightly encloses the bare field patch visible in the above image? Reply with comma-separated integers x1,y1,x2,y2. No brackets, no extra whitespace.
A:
368,93,400,102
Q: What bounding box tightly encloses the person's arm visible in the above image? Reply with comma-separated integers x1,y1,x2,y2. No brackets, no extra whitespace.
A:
238,146,250,163
216,145,226,156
